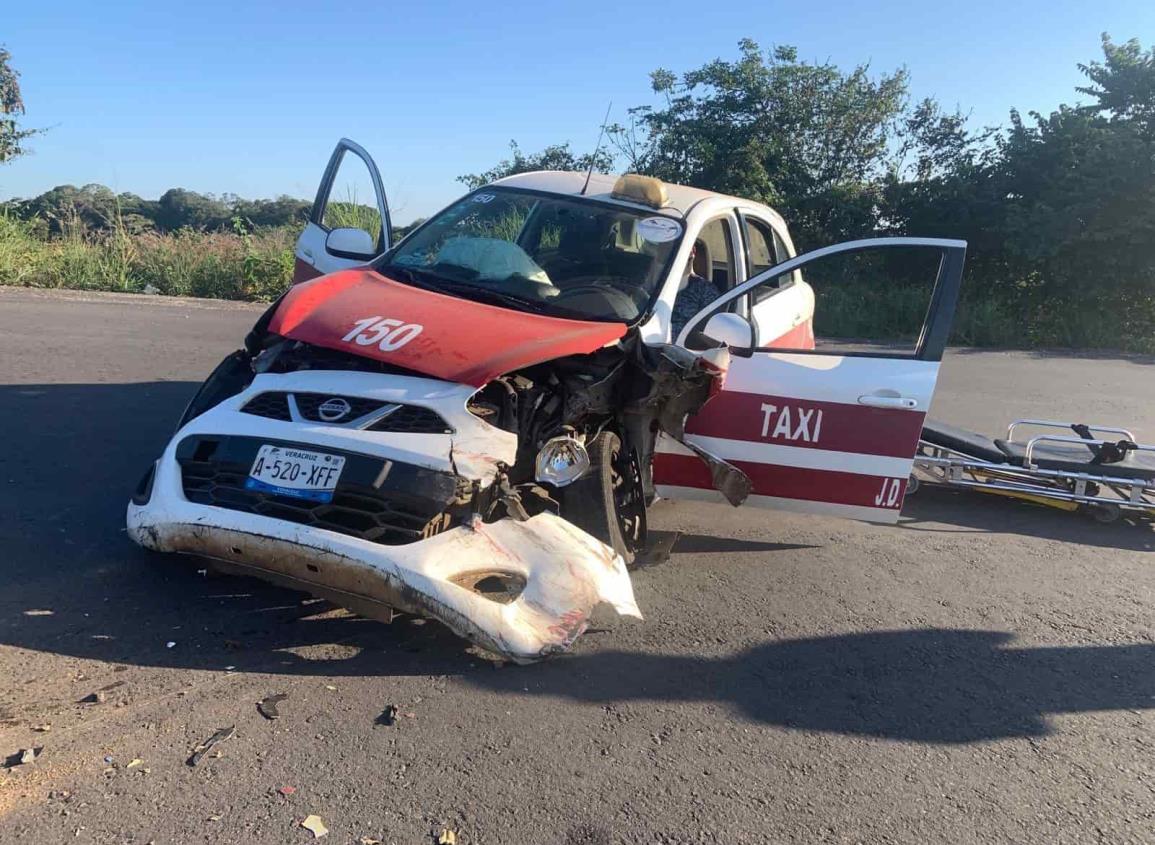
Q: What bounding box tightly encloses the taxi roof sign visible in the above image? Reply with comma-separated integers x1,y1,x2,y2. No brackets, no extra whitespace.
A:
610,174,668,209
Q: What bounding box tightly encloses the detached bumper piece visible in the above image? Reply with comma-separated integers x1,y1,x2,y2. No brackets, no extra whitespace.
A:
130,440,641,662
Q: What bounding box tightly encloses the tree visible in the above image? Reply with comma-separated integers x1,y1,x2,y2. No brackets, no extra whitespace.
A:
154,188,231,231
1077,34,1155,138
611,41,910,248
0,47,40,164
457,141,614,190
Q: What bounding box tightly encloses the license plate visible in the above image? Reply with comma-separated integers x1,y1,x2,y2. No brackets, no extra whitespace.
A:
245,445,346,503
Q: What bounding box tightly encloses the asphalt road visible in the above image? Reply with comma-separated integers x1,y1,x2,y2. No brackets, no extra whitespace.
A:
1,287,1153,845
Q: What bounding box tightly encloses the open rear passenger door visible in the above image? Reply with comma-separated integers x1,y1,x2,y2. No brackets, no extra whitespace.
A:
293,138,392,284
654,237,966,523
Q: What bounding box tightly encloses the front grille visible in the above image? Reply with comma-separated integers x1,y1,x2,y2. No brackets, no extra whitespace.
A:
241,392,292,421
293,392,388,422
369,405,454,434
240,391,452,432
177,436,469,546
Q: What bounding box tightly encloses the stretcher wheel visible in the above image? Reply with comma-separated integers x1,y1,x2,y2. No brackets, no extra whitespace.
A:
905,474,921,496
1088,503,1122,524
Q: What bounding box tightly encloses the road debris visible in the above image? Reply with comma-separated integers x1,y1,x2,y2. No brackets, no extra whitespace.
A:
374,705,397,727
436,829,457,844
359,838,382,845
187,726,236,766
166,641,176,649
278,785,297,796
23,609,54,616
79,679,125,704
31,724,51,732
126,758,144,769
4,747,40,768
301,814,329,838
257,693,289,720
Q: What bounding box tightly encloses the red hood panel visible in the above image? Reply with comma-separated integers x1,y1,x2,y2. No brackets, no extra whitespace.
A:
267,269,628,386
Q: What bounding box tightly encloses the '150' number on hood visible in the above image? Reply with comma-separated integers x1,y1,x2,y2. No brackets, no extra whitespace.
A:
342,316,424,352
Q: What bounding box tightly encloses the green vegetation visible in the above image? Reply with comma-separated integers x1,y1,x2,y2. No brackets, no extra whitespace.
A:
1,39,1153,350
464,36,1155,353
0,213,295,300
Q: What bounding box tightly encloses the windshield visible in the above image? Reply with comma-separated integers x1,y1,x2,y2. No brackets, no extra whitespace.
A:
378,187,684,323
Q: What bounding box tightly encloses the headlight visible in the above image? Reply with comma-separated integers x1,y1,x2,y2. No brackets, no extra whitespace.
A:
534,436,591,487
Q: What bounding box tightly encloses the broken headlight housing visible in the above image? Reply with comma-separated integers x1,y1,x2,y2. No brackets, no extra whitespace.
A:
534,435,590,487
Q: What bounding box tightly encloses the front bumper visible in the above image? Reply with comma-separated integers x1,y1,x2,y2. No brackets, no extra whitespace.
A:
127,369,641,662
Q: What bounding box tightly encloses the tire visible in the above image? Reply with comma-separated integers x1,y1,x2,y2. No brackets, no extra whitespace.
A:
559,431,647,566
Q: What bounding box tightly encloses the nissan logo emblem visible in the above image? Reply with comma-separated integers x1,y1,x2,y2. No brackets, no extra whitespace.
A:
317,397,352,422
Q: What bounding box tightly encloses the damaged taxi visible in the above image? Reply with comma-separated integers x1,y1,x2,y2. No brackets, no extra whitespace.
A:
128,138,966,662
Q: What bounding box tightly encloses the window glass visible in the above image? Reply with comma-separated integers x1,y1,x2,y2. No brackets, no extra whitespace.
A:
695,218,736,288
322,152,383,247
746,245,943,356
380,189,682,323
745,217,775,276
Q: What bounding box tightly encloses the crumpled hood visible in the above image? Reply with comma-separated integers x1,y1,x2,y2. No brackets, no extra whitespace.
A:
267,269,628,386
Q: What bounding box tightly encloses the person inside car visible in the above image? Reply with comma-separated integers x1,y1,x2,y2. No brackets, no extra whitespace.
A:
670,241,724,339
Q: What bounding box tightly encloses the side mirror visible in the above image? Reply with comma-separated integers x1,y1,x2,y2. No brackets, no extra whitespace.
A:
325,227,376,260
702,312,754,353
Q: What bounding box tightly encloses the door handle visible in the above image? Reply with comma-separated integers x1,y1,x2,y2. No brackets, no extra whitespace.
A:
858,394,919,409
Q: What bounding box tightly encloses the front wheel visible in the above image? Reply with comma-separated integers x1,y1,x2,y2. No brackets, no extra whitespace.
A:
559,431,647,567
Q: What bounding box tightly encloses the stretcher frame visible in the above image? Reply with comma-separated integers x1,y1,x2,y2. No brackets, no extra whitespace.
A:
912,419,1155,522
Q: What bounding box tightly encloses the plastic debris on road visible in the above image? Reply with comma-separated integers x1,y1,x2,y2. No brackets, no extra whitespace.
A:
375,705,397,727
187,726,236,766
301,815,329,838
258,693,289,720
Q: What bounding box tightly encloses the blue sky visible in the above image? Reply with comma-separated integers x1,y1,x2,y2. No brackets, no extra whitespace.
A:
2,0,1152,223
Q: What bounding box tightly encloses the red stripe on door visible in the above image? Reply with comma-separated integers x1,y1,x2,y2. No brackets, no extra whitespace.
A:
653,452,907,510
685,390,925,458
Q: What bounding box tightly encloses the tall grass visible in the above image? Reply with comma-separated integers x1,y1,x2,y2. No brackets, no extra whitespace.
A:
0,212,295,301
2,210,1151,351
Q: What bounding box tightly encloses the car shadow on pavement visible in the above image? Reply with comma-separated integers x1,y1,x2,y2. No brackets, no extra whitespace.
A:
0,381,473,689
470,628,1155,743
900,486,1154,551
1,381,1151,720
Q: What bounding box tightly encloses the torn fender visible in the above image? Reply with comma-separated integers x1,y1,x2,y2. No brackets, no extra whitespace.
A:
626,343,752,505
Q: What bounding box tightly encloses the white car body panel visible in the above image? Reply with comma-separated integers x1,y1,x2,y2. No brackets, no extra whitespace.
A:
128,368,640,663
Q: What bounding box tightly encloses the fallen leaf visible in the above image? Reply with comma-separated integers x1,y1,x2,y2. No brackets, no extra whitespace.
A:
301,814,329,838
126,759,143,769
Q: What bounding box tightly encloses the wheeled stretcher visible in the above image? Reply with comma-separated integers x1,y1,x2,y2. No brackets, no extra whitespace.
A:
913,419,1155,522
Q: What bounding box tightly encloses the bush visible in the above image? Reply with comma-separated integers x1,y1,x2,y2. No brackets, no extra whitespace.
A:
0,211,297,301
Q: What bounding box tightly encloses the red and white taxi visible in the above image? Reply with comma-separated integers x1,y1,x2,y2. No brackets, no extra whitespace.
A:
127,139,965,662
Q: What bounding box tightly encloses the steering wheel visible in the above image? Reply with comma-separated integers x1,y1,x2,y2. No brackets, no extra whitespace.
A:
554,282,642,318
